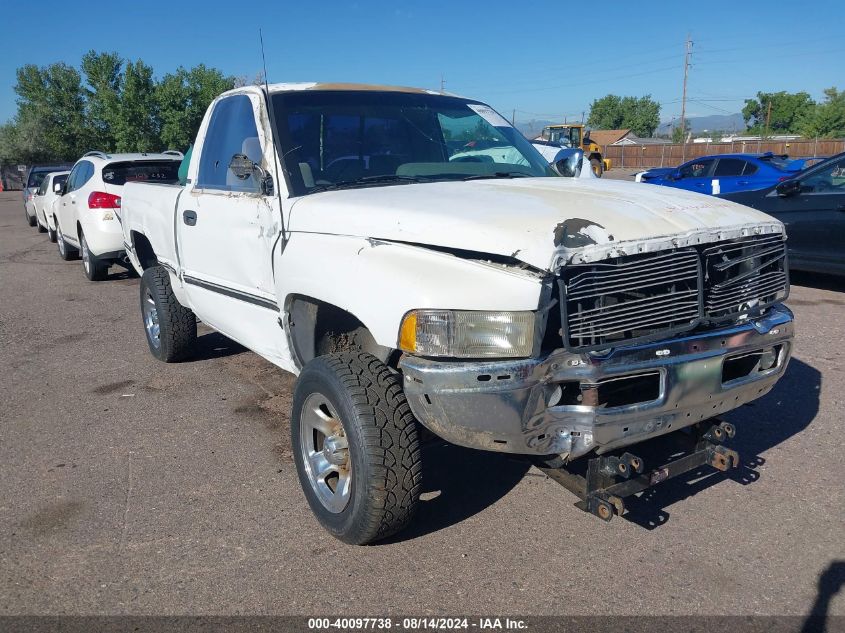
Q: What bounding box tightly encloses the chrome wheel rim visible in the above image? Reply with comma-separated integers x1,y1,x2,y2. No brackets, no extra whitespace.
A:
142,288,161,349
299,393,351,513
81,236,90,274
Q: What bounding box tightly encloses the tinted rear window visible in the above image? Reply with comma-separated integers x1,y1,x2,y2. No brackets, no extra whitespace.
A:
27,172,48,188
102,161,181,186
759,155,791,170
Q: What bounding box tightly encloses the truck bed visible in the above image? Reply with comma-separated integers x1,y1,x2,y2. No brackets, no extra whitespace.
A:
121,181,184,275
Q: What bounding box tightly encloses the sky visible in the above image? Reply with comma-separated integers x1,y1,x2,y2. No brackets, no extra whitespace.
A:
1,0,843,130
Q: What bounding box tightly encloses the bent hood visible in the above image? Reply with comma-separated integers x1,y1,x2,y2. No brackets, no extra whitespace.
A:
289,177,783,270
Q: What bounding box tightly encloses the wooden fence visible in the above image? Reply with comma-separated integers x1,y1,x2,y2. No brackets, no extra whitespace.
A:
603,138,845,170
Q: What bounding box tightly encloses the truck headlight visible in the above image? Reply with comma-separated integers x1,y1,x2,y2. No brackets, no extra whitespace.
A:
399,310,535,358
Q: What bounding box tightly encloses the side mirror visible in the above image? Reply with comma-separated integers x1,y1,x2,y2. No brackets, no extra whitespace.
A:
228,153,274,195
552,148,584,177
776,179,801,197
53,182,62,193
228,153,256,180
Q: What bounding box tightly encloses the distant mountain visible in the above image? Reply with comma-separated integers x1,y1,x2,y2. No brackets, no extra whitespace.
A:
657,113,745,134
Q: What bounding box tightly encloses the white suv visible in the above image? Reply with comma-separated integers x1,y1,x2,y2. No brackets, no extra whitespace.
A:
55,151,182,280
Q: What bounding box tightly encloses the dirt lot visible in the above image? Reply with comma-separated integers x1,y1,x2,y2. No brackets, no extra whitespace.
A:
0,189,843,618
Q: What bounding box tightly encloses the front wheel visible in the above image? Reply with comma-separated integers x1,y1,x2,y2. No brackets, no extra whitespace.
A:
139,266,197,362
26,208,36,227
47,221,57,243
292,352,422,545
590,158,604,177
37,217,47,233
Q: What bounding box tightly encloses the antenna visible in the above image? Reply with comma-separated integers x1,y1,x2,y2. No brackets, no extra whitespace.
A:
259,28,289,259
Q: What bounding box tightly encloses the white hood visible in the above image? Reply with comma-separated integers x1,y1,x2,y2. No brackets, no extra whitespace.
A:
289,178,783,271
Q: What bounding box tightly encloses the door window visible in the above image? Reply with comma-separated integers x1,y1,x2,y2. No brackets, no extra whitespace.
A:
800,157,845,194
196,95,262,192
679,159,714,178
68,161,94,192
713,159,745,177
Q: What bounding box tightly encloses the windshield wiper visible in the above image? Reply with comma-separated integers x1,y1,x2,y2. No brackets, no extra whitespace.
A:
310,174,431,193
461,171,532,181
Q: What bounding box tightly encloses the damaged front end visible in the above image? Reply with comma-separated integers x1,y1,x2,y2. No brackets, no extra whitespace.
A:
400,229,794,463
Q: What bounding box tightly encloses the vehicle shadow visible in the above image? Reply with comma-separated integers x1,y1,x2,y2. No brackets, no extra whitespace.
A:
620,357,821,528
190,330,247,361
381,357,821,540
379,441,530,544
801,561,845,633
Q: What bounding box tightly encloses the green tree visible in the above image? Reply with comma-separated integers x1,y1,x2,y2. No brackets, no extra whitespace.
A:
588,94,661,137
113,59,159,152
157,65,234,151
81,50,123,150
14,62,88,161
799,87,845,138
671,121,691,143
742,91,815,135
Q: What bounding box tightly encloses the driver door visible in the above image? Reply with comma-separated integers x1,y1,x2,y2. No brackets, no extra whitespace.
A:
177,93,287,362
672,158,716,193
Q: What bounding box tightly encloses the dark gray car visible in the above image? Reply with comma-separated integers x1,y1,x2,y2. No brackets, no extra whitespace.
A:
719,152,845,276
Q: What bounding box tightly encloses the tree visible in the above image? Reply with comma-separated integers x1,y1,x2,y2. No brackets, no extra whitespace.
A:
14,62,88,161
114,59,159,152
799,87,845,138
157,65,235,151
671,121,691,143
81,50,123,150
588,94,661,137
742,91,814,135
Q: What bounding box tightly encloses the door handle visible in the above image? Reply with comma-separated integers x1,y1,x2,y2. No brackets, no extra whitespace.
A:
183,210,197,226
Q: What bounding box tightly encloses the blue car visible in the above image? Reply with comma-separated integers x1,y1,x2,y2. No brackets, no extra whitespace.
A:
636,152,805,195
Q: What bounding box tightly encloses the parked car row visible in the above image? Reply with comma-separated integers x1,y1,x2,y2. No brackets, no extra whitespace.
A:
22,83,796,545
22,152,183,279
633,151,845,276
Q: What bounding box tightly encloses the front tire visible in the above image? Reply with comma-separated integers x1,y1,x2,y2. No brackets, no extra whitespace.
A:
56,224,78,260
292,352,422,545
590,158,604,177
139,266,196,362
81,232,109,281
37,218,47,233
26,208,36,227
47,221,57,243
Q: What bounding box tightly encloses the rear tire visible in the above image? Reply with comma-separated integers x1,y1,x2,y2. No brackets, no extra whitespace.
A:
139,266,197,362
292,352,422,545
590,158,604,177
56,224,78,261
26,209,36,227
37,219,47,233
81,232,109,281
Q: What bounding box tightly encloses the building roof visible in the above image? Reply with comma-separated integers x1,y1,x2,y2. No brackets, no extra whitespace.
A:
587,129,632,146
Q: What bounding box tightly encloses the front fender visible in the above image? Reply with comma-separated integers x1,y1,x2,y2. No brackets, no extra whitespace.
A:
275,233,546,349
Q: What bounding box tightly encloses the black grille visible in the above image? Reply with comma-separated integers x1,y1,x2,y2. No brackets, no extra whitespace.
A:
560,250,702,351
558,234,788,352
703,234,788,319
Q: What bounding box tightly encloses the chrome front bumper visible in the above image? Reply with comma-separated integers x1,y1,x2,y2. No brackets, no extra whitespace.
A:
400,304,794,461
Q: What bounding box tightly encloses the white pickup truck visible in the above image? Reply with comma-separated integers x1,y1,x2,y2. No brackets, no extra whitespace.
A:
121,83,794,543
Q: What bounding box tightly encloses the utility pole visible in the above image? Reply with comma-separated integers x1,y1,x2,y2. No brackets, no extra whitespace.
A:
512,109,516,126
764,100,772,139
439,74,446,94
679,34,693,147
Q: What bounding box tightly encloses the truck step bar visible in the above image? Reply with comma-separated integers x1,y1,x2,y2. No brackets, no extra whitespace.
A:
537,419,739,521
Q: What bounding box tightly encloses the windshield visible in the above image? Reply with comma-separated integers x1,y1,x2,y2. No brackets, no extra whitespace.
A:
27,171,48,189
272,91,554,196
